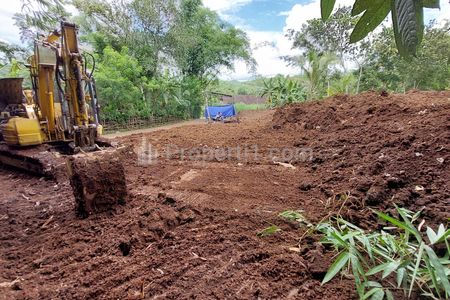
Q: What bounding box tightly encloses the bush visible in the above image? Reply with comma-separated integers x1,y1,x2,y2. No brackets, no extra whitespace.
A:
95,47,205,123
319,206,450,299
95,47,150,123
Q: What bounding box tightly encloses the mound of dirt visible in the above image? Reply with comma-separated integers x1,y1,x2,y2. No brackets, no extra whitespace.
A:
272,91,450,226
0,90,449,299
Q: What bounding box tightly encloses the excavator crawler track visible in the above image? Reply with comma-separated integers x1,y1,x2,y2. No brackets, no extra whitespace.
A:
0,143,65,178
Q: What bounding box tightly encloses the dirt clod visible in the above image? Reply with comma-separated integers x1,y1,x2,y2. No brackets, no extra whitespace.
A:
67,150,128,218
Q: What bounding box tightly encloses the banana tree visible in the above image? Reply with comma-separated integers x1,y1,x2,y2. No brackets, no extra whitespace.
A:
261,76,306,107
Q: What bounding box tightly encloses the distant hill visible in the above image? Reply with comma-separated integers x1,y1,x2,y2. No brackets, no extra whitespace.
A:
220,95,266,104
214,77,266,96
214,75,304,98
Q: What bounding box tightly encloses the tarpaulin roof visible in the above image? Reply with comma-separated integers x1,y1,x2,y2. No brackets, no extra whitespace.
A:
204,104,237,119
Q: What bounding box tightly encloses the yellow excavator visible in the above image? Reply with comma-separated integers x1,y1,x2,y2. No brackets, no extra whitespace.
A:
1,21,101,153
0,22,127,217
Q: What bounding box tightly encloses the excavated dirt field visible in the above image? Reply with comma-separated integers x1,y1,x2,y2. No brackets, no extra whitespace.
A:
0,91,449,299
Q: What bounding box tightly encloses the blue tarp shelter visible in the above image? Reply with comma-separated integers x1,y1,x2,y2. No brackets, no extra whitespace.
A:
204,104,237,120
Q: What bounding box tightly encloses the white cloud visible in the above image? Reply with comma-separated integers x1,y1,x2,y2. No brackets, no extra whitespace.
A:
221,30,300,80
226,0,449,80
223,0,355,80
202,0,253,14
0,1,79,45
284,0,354,32
221,0,357,80
425,0,450,26
0,1,23,45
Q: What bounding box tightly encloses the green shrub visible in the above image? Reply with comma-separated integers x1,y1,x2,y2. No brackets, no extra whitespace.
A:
319,206,450,299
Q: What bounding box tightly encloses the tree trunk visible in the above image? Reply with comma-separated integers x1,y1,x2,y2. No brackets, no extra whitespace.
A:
356,65,363,94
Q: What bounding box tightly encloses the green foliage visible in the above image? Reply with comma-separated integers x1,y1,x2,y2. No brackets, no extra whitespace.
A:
6,59,22,78
0,42,27,67
145,74,204,119
286,51,338,100
74,0,253,79
319,0,441,56
260,76,306,107
319,206,450,299
359,23,450,92
257,225,281,237
328,73,358,96
288,7,359,70
95,47,149,122
14,0,71,43
70,0,253,124
95,47,204,123
173,2,255,80
279,210,312,227
214,77,268,96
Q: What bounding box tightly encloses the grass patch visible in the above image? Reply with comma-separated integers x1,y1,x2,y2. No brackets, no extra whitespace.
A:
234,102,266,112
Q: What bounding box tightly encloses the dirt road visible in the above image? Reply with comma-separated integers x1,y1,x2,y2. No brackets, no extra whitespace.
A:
0,91,449,299
105,119,204,138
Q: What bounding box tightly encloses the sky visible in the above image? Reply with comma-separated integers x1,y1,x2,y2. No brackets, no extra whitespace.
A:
0,0,449,80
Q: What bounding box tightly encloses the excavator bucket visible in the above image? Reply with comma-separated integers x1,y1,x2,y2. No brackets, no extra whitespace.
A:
0,142,129,218
66,148,128,218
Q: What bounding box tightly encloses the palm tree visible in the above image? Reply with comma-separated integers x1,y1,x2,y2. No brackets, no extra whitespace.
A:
292,51,338,100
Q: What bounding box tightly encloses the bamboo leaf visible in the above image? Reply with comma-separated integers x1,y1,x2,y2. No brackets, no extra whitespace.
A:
322,251,350,284
424,245,450,295
437,229,450,244
409,242,425,297
321,0,336,21
257,225,281,237
350,252,365,282
424,251,442,299
365,281,382,288
371,289,385,300
367,262,391,276
381,261,401,279
385,290,395,300
427,227,438,244
330,231,350,249
376,211,414,235
362,287,384,300
396,267,405,288
395,205,422,241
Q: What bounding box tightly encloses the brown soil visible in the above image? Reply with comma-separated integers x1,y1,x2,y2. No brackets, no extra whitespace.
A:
67,150,128,218
0,91,449,299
